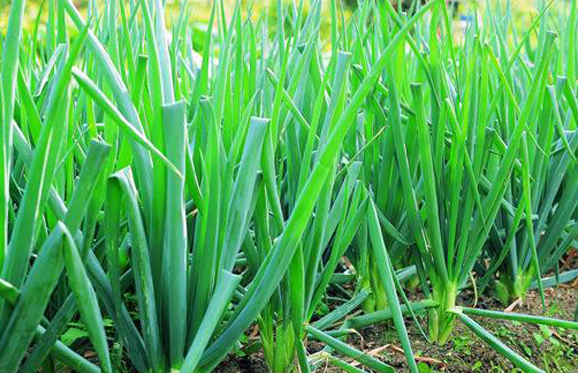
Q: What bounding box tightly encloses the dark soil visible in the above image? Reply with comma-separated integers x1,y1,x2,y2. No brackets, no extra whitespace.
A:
215,286,578,373
214,354,269,373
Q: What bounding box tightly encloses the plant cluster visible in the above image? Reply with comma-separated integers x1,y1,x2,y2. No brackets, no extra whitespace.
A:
1,0,578,372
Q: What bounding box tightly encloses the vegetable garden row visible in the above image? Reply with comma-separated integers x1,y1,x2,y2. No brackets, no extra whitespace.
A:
1,0,578,372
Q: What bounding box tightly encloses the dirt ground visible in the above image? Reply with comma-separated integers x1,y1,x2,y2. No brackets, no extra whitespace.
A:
215,286,578,373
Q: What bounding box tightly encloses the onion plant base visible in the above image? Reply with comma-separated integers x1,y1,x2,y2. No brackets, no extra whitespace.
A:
495,271,535,305
428,282,458,345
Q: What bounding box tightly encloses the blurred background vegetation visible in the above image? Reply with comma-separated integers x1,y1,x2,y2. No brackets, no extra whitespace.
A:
0,0,565,35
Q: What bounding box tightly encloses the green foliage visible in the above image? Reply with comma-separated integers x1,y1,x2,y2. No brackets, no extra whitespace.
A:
0,1,578,373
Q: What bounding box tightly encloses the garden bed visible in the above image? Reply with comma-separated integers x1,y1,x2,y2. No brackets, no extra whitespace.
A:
216,286,578,373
